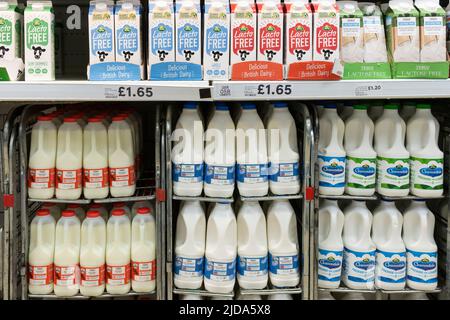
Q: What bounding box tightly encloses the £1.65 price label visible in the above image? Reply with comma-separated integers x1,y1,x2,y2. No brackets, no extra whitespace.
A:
105,86,154,100
257,84,293,96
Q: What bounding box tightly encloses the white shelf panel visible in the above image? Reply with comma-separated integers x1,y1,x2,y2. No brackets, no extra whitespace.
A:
0,81,212,102
212,79,450,101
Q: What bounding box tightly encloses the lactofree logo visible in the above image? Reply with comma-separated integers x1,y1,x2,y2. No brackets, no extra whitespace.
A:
206,24,228,57
0,17,12,45
27,18,48,49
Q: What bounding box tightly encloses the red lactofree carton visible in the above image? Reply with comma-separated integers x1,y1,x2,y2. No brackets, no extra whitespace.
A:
230,0,257,64
285,0,313,64
312,0,340,62
257,0,284,63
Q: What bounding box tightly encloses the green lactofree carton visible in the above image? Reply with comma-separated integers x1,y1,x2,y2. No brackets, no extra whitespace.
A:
0,0,23,61
338,1,364,63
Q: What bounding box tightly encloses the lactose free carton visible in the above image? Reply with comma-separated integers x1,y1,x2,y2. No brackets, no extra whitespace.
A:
312,0,340,62
230,0,257,64
148,0,175,67
285,0,313,64
0,0,22,61
257,0,283,64
115,0,143,65
175,0,201,64
89,0,115,64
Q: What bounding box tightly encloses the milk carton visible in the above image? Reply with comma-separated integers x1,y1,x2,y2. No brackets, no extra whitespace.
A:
203,0,230,80
285,0,313,64
415,0,446,62
230,0,257,64
24,1,54,81
115,0,142,65
0,0,22,61
385,0,420,62
338,1,363,63
175,0,201,64
359,2,388,63
148,0,175,68
257,0,284,64
88,1,115,64
312,0,340,62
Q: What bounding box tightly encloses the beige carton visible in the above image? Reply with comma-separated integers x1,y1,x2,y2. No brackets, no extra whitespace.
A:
338,0,363,63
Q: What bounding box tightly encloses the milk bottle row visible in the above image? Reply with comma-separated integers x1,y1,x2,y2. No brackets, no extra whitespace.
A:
172,102,300,198
318,199,438,291
28,108,143,200
174,200,300,293
318,102,443,198
179,293,293,300
28,205,156,296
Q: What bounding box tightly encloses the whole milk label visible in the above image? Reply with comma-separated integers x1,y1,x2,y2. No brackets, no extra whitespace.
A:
132,260,156,282
173,163,204,183
204,258,236,281
174,256,204,277
343,247,375,284
375,250,406,284
410,157,443,190
54,264,80,287
109,165,136,187
80,265,105,287
236,163,268,183
377,157,409,190
204,164,235,185
28,168,55,189
318,248,343,283
346,157,376,189
106,264,131,286
56,169,82,190
28,264,54,286
269,253,299,275
406,249,437,284
269,162,300,183
83,167,109,189
318,155,346,188
237,255,268,277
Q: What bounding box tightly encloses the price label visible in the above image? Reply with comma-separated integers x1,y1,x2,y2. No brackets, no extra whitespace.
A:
355,84,383,97
257,84,293,96
118,86,153,98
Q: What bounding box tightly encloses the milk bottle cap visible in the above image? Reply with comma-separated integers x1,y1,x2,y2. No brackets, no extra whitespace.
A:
353,104,368,110
184,103,198,110
111,208,126,216
64,117,77,123
61,210,76,217
384,104,398,110
324,103,337,109
86,210,101,218
36,209,51,216
137,207,151,215
416,104,431,109
242,103,257,110
112,116,126,122
274,102,288,108
37,115,53,122
88,117,103,123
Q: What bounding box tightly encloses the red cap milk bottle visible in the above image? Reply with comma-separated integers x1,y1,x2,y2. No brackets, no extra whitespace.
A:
112,201,131,218
89,203,109,222
67,204,86,221
42,202,61,221
131,200,152,218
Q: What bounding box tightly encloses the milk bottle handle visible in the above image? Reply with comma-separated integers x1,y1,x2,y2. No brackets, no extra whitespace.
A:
417,210,428,244
326,118,340,150
390,121,404,150
361,122,371,149
424,119,437,149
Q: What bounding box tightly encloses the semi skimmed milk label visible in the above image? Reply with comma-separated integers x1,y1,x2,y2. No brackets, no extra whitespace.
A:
375,250,406,284
410,157,443,190
237,255,268,276
377,157,410,190
318,248,343,283
343,247,375,284
346,157,376,189
406,249,437,284
318,155,346,188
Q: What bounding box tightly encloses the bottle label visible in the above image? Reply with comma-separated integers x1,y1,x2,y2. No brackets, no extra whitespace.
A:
132,260,156,282
204,164,235,185
410,157,443,191
377,157,410,190
28,264,54,286
83,168,109,189
342,247,375,284
237,255,268,277
106,264,131,286
172,163,204,183
269,253,299,275
269,162,300,183
346,157,376,189
406,249,437,284
56,169,83,190
27,168,55,189
318,155,346,188
318,248,343,283
375,250,406,284
110,166,136,187
174,256,204,277
236,163,269,184
204,258,236,281
54,264,80,287
80,265,105,287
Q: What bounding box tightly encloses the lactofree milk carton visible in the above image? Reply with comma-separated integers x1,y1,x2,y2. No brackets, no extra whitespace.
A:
359,2,388,63
24,1,54,81
230,0,257,64
115,0,142,64
175,0,201,64
385,0,420,62
257,0,284,63
203,0,230,80
0,0,22,61
312,0,340,62
285,0,313,63
148,0,175,66
415,0,446,62
338,1,363,63
88,0,115,64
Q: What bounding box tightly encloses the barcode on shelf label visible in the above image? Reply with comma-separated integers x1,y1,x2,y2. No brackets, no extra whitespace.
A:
355,84,383,97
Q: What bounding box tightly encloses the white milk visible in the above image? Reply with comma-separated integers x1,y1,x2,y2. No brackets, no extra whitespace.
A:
372,200,406,290
89,203,109,222
131,200,152,218
204,202,237,293
56,118,83,200
115,0,143,65
403,200,438,290
374,104,410,197
54,210,81,297
112,202,131,218
267,200,300,287
66,204,85,221
342,201,376,290
131,207,156,293
148,0,175,67
108,116,136,198
24,1,54,81
237,201,268,289
204,104,235,198
203,0,230,80
83,118,109,200
406,104,443,198
359,2,388,63
0,1,22,61
175,0,201,64
236,103,269,197
42,202,61,220
267,103,300,195
318,199,344,289
172,103,204,196
312,0,340,62
88,0,115,64
344,105,377,196
174,201,206,289
318,104,346,196
230,0,257,64
338,1,364,63
106,208,131,294
285,0,313,64
28,209,55,294
257,0,283,64
28,115,57,200
80,210,106,297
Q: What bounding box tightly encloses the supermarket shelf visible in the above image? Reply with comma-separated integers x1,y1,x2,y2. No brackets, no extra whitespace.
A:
94,194,156,204
28,290,155,300
319,286,377,294
212,79,450,101
173,195,234,203
240,193,303,202
28,198,91,204
319,286,441,294
319,194,378,201
380,288,441,294
173,288,234,298
0,81,212,102
239,286,302,296
380,194,446,201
